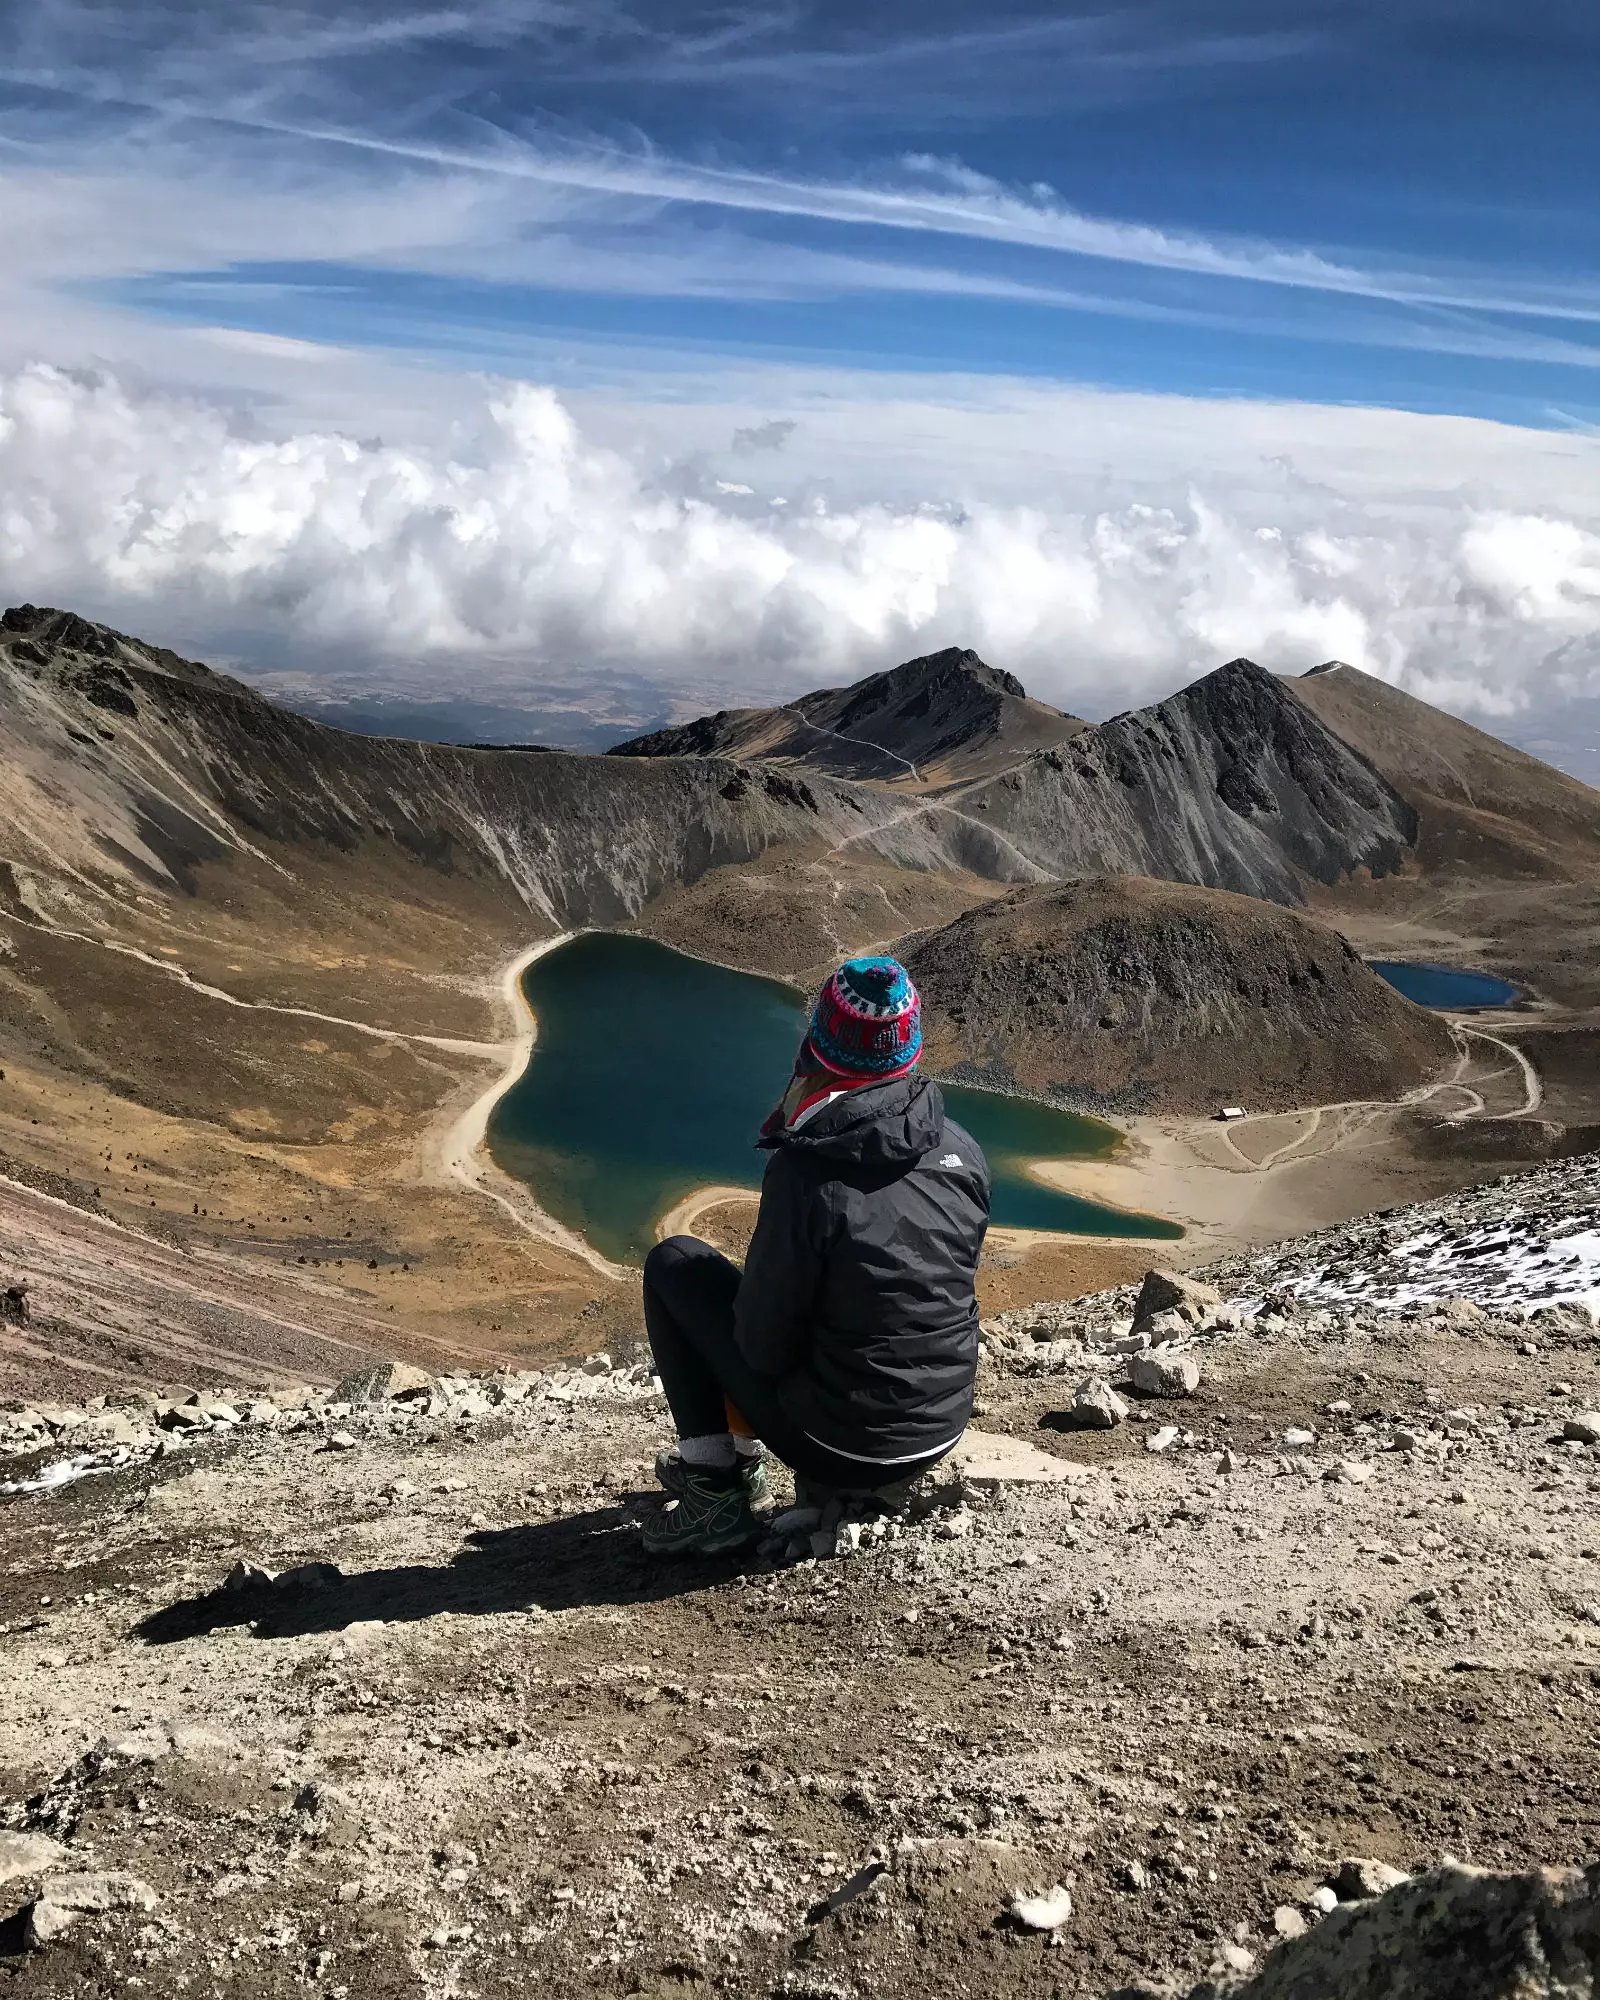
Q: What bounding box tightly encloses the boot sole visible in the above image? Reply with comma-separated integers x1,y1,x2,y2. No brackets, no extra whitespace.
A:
642,1521,760,1558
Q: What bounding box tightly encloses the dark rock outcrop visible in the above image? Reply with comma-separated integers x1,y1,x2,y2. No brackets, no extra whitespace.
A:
609,645,1085,783
904,875,1455,1115
947,659,1418,905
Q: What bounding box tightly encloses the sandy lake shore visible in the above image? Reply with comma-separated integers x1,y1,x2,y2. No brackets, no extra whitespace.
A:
428,933,629,1281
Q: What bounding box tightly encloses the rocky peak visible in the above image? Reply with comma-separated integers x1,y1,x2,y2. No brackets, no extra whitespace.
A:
1,603,215,687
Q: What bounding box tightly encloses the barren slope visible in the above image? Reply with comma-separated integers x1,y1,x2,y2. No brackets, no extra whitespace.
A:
1290,661,1600,880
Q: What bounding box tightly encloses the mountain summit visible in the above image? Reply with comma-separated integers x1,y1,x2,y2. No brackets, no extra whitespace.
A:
608,644,1085,784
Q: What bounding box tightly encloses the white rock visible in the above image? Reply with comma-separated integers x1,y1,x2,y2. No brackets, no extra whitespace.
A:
1282,1428,1317,1450
0,1833,67,1885
1273,1904,1308,1939
1325,1459,1375,1485
1010,1885,1073,1931
26,1871,158,1947
1309,1885,1340,1914
1563,1413,1600,1446
324,1430,358,1452
1130,1346,1202,1399
1147,1426,1181,1454
1333,1857,1410,1901
1071,1378,1128,1430
948,1430,1090,1488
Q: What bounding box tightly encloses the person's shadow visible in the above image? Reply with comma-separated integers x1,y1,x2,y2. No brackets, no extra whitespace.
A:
135,1500,745,1644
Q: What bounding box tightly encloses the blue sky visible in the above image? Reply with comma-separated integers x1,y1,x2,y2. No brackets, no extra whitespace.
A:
4,0,1598,418
0,1,1597,732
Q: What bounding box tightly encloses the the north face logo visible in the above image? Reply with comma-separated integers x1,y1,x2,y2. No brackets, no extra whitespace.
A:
938,1152,963,1167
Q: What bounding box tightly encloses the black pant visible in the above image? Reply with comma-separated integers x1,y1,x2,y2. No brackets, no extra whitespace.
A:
642,1235,947,1493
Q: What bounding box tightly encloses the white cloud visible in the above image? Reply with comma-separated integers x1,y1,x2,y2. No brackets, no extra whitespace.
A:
2,359,1599,724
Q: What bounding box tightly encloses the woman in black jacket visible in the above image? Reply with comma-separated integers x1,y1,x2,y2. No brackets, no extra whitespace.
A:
641,956,990,1556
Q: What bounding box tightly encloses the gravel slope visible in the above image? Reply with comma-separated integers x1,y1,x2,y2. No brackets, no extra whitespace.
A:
2,1157,1598,1995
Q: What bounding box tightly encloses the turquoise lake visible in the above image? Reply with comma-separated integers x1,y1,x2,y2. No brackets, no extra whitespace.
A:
487,932,1180,1265
1371,960,1520,1010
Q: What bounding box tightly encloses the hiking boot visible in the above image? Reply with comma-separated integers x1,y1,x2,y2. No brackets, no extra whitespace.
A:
641,1469,761,1557
655,1447,771,1510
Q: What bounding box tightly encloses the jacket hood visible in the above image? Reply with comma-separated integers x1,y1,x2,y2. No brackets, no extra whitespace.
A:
762,1071,946,1168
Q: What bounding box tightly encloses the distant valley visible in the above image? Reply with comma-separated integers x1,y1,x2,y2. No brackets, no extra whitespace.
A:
2,602,1599,1397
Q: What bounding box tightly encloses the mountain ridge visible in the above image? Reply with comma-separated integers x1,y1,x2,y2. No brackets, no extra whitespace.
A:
608,643,1086,786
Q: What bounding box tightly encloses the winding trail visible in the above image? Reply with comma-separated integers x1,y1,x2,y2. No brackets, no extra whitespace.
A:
823,793,1056,882
1,901,626,1280
775,707,921,782
1213,1013,1544,1173
0,909,503,1056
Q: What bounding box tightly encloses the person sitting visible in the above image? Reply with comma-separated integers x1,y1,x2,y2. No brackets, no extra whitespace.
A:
640,956,991,1556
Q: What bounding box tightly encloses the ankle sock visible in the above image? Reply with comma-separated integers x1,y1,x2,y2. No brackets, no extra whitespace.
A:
678,1431,737,1470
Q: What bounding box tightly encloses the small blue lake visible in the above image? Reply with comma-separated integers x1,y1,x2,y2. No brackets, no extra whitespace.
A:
488,932,1180,1264
1370,960,1520,1011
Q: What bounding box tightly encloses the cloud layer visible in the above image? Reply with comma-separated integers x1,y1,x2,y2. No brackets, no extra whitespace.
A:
1,361,1597,718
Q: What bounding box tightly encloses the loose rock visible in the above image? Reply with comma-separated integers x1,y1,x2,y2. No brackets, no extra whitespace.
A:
1070,1377,1128,1430
1010,1885,1074,1931
1133,1267,1222,1332
1130,1345,1202,1399
1333,1856,1411,1901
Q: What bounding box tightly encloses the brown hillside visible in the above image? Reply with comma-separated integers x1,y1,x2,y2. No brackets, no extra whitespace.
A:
904,875,1456,1116
1289,662,1600,878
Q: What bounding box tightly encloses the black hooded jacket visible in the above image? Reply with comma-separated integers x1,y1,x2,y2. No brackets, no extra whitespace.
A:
732,1073,990,1464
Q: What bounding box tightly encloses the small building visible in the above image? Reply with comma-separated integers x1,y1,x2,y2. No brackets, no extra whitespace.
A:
1217,1106,1246,1122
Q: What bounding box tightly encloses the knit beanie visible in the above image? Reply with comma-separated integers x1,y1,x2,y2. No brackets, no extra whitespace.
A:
807,956,922,1079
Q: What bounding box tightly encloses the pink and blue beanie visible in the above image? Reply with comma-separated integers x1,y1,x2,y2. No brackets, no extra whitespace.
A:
807,956,922,1080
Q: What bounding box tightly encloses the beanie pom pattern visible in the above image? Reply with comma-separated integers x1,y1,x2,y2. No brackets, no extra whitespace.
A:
808,957,922,1079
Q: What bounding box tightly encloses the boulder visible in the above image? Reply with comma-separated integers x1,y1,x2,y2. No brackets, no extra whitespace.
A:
25,1871,159,1949
947,1430,1090,1488
1130,1345,1202,1398
1133,1267,1222,1333
0,1832,67,1885
330,1360,433,1406
1563,1412,1600,1447
1070,1377,1128,1430
1175,1861,1600,1999
223,1560,278,1593
1334,1857,1411,1901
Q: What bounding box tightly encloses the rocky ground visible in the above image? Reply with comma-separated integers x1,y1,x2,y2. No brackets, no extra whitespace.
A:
2,1158,1599,1997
